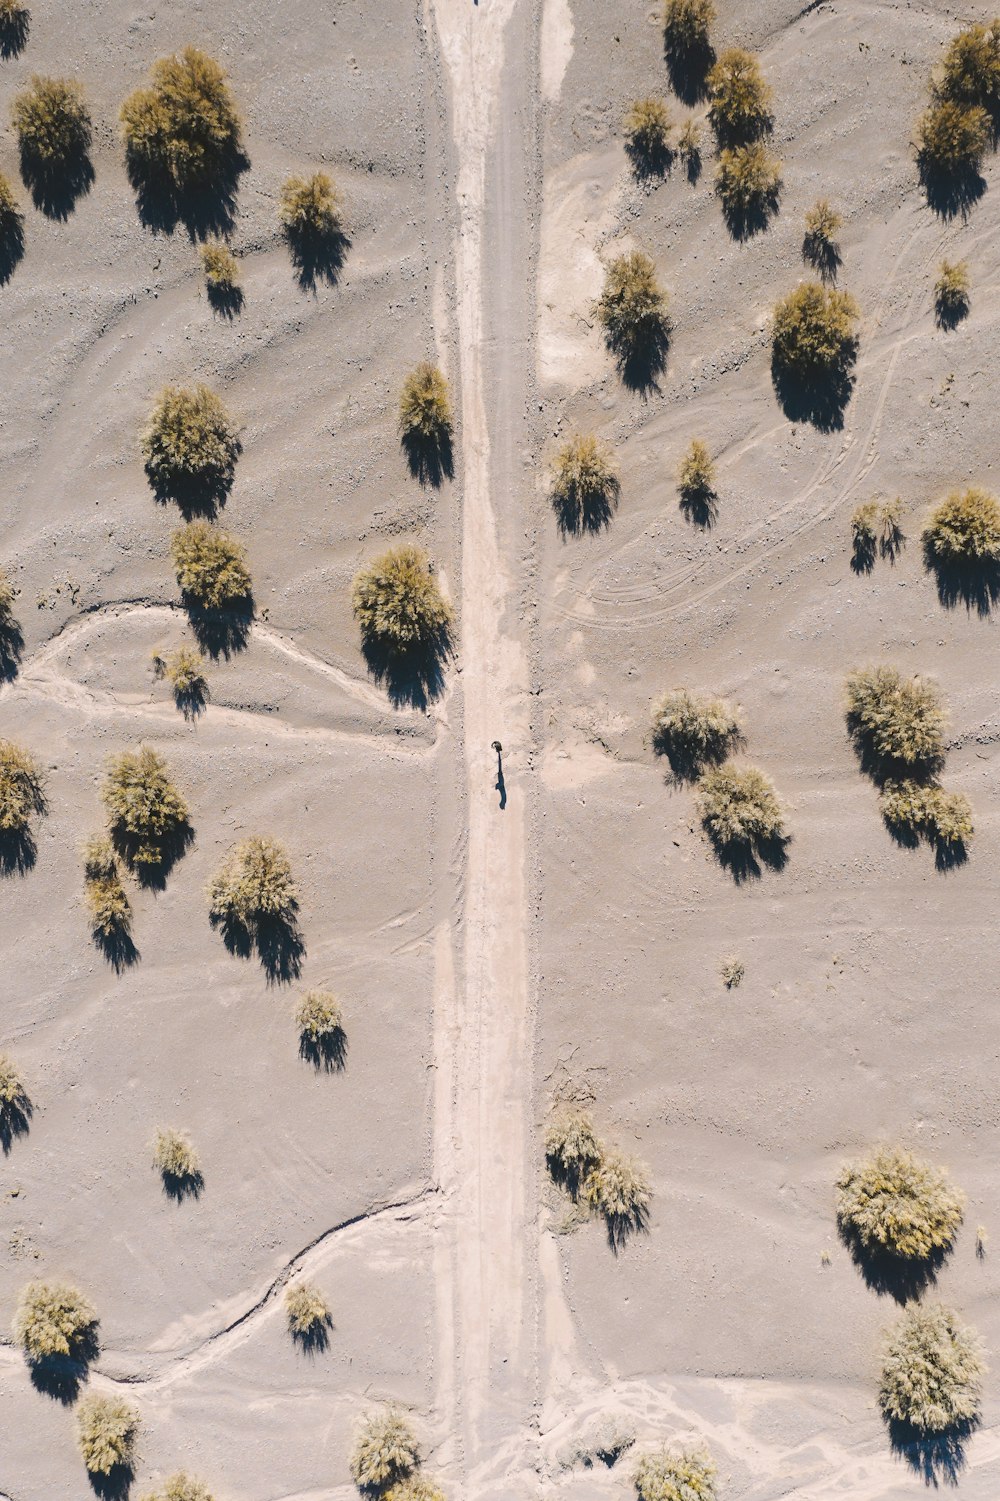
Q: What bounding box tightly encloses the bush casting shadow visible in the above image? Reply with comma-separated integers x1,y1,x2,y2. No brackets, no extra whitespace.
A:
918,154,986,222
27,1331,99,1404
402,427,453,488
0,1091,31,1153
604,1199,650,1255
0,612,24,680
0,826,36,876
110,819,193,892
705,828,790,884
625,134,674,182
126,146,249,241
94,923,140,974
553,474,619,538
653,732,741,787
721,183,780,241
20,141,93,221
207,279,244,319
679,482,717,530
606,320,670,395
145,446,241,521
286,222,350,292
185,598,254,659
839,1224,948,1303
0,209,24,286
291,1316,333,1355
361,624,452,711
160,1165,204,1203
299,1026,347,1073
803,233,841,283
771,355,855,433
87,1465,135,1501
887,1416,977,1487
0,5,28,58
212,909,305,985
922,543,1000,618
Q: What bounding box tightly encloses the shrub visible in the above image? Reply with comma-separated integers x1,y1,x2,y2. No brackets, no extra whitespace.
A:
662,0,715,51
171,521,252,611
0,1051,31,1149
142,384,240,509
153,645,209,715
199,241,238,291
285,1281,332,1344
280,171,341,241
0,567,13,618
76,1392,139,1476
120,47,242,191
844,666,946,771
879,1303,984,1433
83,836,132,938
633,1446,716,1501
836,1146,964,1261
208,836,298,929
584,1147,651,1246
803,198,842,277
707,48,772,144
545,1107,603,1195
916,99,990,176
352,545,453,651
651,689,741,777
851,498,904,568
383,1480,445,1501
697,764,784,847
399,363,452,446
771,281,860,381
934,259,970,326
142,1475,215,1501
0,0,29,54
549,434,619,535
880,781,973,855
12,75,91,169
13,1280,97,1362
720,955,744,989
923,487,1000,563
0,738,44,832
296,989,346,1069
678,118,702,174
677,438,717,518
937,21,1000,113
153,1128,200,1187
349,1408,420,1491
624,97,672,172
102,746,190,870
595,251,669,357
715,143,781,232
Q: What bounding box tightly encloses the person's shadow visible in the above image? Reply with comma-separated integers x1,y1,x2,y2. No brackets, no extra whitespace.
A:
492,741,506,810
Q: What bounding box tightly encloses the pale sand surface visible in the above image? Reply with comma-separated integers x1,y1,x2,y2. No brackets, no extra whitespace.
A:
2,1,1000,1498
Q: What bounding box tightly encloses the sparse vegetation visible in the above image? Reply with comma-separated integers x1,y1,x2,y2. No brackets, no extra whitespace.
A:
584,1147,651,1246
595,251,669,366
382,1479,445,1501
624,97,672,173
352,545,453,652
677,439,717,520
715,143,781,232
0,738,44,833
76,1392,140,1476
922,487,1000,563
720,956,745,989
286,1281,332,1345
142,1475,215,1501
153,1128,200,1190
142,384,240,509
200,241,238,290
771,281,860,381
934,259,970,327
83,836,132,939
697,764,784,849
280,171,341,241
0,1051,31,1151
678,118,702,175
350,1408,421,1492
102,746,190,871
879,1303,984,1433
937,21,1000,114
916,99,990,177
803,198,842,278
836,1146,965,1261
633,1445,717,1501
707,48,772,144
880,780,974,856
13,1280,97,1363
548,434,620,535
153,645,209,715
545,1107,603,1196
662,0,715,54
650,689,741,777
120,47,242,191
208,836,300,967
399,364,452,447
851,498,904,569
12,75,91,172
171,521,252,611
296,989,346,1069
844,666,946,773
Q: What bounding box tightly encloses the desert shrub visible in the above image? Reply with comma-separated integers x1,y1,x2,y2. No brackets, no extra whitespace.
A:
720,955,744,989
549,434,619,535
697,764,784,847
352,545,453,651
934,259,970,327
350,1408,420,1492
280,171,340,241
0,171,23,276
651,689,740,777
296,989,346,1069
938,21,1000,112
208,836,298,935
200,241,238,290
545,1108,603,1195
624,97,672,172
12,75,91,170
383,1479,445,1501
0,0,29,57
83,835,132,937
715,143,781,233
120,47,242,191
633,1445,716,1501
771,281,859,381
707,48,772,144
171,521,252,611
851,498,904,570
917,99,990,177
677,439,717,521
153,645,209,716
922,487,1000,563
678,118,702,175
0,567,13,619
595,251,669,366
0,1051,31,1149
844,665,946,772
286,1281,332,1345
153,1128,200,1187
663,0,714,51
399,363,452,446
803,198,842,278
13,1280,97,1362
102,746,190,871
76,1392,140,1476
142,1475,215,1501
880,781,973,856
879,1303,984,1433
142,384,240,509
836,1146,964,1261
584,1147,651,1246
0,738,44,832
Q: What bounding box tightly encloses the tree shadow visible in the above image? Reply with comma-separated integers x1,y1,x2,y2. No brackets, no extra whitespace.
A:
160,1165,204,1203
185,599,254,660
0,611,24,680
299,1026,348,1073
401,428,454,488
175,679,209,721
93,922,141,975
27,1323,100,1404
360,624,452,711
918,155,986,222
851,533,877,575
934,291,969,332
653,731,742,787
207,280,244,320
0,5,29,58
679,482,718,530
110,820,193,892
552,472,620,538
606,318,670,395
20,141,94,221
0,1087,31,1154
771,354,856,433
0,206,25,285
0,826,37,876
922,542,1000,618
145,444,241,520
625,136,674,183
291,1315,333,1355
285,222,351,292
88,1464,135,1501
211,909,305,985
881,806,970,872
663,37,715,106
803,233,841,284
705,828,791,884
721,185,781,241
682,144,703,183
887,1415,978,1487
838,1224,948,1303
125,147,250,241
604,1199,650,1255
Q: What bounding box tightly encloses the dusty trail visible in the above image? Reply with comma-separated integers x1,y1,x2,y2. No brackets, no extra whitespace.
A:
430,0,538,1496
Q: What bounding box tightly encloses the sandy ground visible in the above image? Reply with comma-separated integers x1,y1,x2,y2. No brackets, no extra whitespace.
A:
2,1,1000,1498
